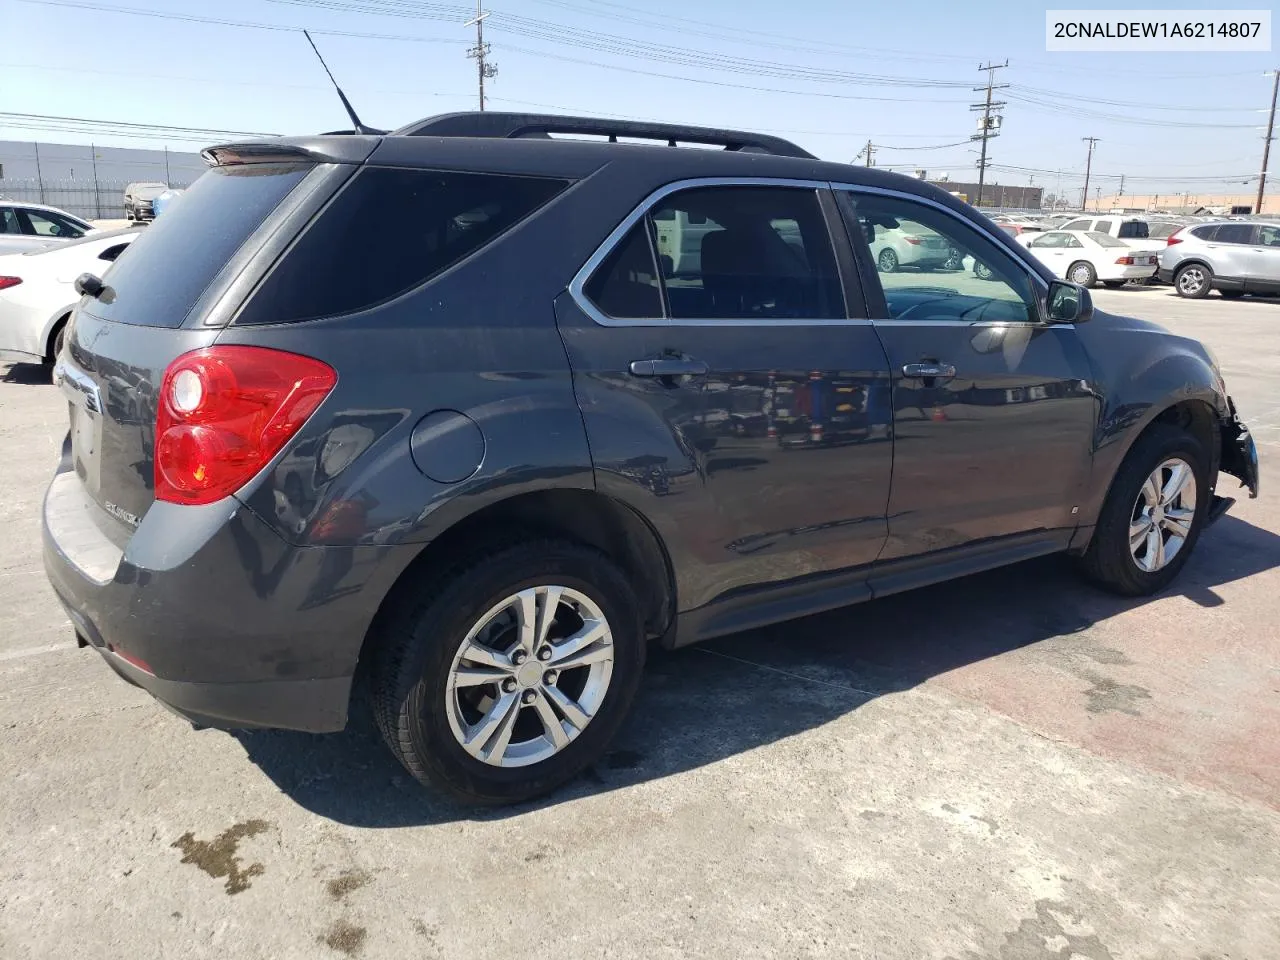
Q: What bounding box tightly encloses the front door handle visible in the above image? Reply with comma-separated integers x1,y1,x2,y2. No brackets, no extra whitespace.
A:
902,362,956,380
629,358,710,378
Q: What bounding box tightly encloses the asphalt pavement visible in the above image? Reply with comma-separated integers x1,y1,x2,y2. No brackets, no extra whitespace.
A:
1,284,1278,960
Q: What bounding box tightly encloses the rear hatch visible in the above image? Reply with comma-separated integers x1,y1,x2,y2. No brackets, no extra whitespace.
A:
58,158,340,525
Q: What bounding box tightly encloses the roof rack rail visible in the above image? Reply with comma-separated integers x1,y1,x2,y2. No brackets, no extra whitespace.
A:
391,112,815,159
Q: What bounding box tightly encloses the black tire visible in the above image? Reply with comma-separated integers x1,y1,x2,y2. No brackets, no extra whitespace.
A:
47,322,67,366
1102,280,1126,288
1067,261,1098,288
877,248,899,273
1080,423,1210,596
1174,263,1212,299
370,539,645,805
1219,290,1245,299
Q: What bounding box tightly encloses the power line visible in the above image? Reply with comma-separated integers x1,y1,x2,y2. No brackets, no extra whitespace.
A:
0,112,277,137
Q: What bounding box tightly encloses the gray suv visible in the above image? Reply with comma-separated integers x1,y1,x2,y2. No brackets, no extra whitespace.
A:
1159,220,1280,298
42,113,1259,805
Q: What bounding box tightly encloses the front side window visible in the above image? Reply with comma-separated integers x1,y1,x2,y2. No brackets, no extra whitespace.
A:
22,209,86,238
1259,225,1280,246
239,168,569,325
843,190,1038,324
1029,232,1068,248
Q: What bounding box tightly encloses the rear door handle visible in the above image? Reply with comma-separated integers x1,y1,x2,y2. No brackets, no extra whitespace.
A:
902,362,956,380
629,358,710,377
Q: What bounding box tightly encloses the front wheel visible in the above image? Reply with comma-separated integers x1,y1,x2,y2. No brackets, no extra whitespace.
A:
1081,423,1209,596
1174,263,1211,299
371,540,645,805
1068,261,1098,288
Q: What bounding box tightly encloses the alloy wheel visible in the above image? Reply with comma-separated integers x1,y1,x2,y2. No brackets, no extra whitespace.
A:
445,585,614,768
1177,267,1205,296
1129,457,1197,573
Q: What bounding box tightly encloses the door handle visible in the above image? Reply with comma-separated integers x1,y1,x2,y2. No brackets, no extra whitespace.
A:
902,362,956,380
629,358,710,378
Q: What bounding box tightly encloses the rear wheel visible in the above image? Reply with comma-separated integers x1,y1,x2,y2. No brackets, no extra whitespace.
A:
1081,423,1209,596
1068,261,1097,288
45,319,68,366
1174,263,1211,299
877,248,899,273
371,539,645,805
973,262,994,281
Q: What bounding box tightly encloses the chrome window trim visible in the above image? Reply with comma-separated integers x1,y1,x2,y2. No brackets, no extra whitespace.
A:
832,182,1065,327
567,176,865,328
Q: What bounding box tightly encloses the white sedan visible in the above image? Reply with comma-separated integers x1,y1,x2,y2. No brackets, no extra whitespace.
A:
1018,230,1159,288
0,228,140,366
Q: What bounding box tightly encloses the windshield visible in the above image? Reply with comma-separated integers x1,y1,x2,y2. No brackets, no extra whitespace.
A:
84,163,312,328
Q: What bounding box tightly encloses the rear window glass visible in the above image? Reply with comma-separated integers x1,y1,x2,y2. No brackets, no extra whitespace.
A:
237,168,569,325
1085,232,1127,247
83,163,310,328
1190,225,1217,240
1117,221,1149,238
1147,222,1180,239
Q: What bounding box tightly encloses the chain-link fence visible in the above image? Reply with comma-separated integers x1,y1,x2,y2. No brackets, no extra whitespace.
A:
0,178,194,222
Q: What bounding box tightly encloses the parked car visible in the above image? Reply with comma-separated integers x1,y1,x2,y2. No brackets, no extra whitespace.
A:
997,223,1045,238
0,228,140,366
868,217,954,271
1019,230,1159,287
123,182,168,222
1058,215,1155,251
1159,221,1280,298
42,113,1258,806
0,201,95,253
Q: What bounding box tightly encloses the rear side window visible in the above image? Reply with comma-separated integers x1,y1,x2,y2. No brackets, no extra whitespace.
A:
1190,225,1217,240
83,163,311,328
584,222,663,319
1117,221,1149,238
1094,220,1113,234
1213,223,1255,244
237,168,569,325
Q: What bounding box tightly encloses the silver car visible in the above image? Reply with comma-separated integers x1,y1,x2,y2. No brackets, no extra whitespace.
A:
1159,220,1280,298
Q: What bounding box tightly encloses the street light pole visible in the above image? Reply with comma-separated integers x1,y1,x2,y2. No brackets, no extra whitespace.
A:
1257,68,1279,215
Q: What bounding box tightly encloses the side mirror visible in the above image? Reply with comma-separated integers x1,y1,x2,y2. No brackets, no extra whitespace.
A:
74,272,105,299
1047,279,1093,323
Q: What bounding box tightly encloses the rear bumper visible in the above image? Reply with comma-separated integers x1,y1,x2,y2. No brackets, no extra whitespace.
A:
41,449,409,733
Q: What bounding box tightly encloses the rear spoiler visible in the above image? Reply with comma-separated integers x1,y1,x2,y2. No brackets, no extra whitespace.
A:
201,136,380,167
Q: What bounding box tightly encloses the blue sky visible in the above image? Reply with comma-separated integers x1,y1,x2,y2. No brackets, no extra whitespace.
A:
3,0,1274,201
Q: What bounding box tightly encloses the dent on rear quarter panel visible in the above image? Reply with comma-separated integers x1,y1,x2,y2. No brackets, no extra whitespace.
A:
1072,311,1224,524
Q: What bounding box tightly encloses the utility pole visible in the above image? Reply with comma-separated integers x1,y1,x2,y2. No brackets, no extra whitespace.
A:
33,142,45,203
464,0,498,111
1118,173,1125,198
90,143,102,219
1095,186,1102,211
855,140,875,167
164,146,171,188
1081,136,1099,211
1257,68,1279,215
971,60,1008,207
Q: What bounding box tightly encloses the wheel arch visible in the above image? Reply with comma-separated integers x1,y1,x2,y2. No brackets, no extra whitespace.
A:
43,307,74,363
353,487,677,684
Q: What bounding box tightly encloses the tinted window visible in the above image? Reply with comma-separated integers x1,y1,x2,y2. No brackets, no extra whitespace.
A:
845,191,1037,324
1190,225,1218,240
1117,221,1149,238
238,168,568,324
84,163,311,328
584,222,663,319
1094,220,1113,234
649,186,843,320
22,209,86,238
98,243,131,262
0,209,19,234
1214,223,1255,244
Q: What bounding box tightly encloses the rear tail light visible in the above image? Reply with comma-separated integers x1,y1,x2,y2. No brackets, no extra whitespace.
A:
1166,230,1184,246
155,346,336,505
903,235,922,245
1115,256,1135,265
0,276,22,290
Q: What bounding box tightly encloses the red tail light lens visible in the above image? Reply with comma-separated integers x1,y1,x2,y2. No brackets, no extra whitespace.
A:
1116,256,1135,265
903,235,922,245
1166,230,1184,246
155,346,336,505
0,276,22,290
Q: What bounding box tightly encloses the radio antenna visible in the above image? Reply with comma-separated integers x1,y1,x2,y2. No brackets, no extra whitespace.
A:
302,30,384,135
